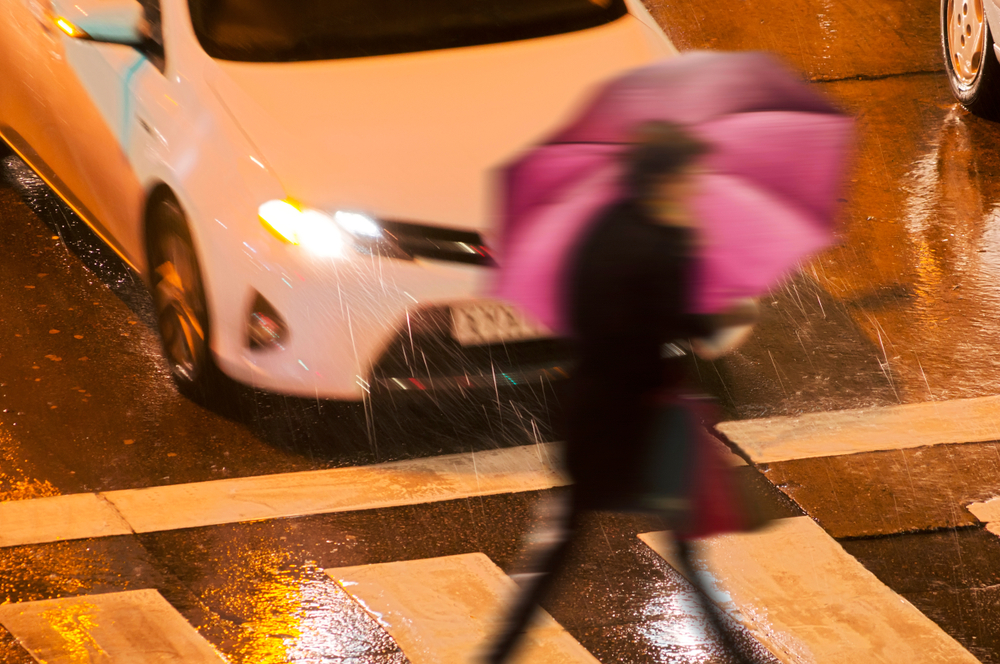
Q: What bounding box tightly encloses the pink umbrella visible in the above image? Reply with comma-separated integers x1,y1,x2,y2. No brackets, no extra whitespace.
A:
494,51,854,334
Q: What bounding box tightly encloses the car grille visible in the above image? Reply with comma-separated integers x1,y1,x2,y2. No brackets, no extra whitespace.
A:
370,307,572,393
379,220,495,267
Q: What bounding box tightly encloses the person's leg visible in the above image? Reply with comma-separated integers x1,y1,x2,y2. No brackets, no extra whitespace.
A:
481,508,582,663
674,538,755,664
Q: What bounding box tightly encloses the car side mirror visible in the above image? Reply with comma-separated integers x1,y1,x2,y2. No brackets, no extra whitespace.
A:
49,0,145,46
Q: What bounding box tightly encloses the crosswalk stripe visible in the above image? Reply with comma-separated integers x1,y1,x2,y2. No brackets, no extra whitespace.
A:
0,589,226,663
0,443,566,549
717,395,1000,463
640,517,980,664
326,553,598,663
0,493,132,547
967,497,1000,537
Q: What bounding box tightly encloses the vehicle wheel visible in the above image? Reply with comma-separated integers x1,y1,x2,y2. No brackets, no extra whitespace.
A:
943,0,1000,118
147,193,218,401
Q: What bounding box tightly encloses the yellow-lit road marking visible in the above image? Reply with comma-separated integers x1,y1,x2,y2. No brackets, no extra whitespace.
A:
718,394,1000,463
0,493,132,546
0,589,226,663
328,553,599,663
641,518,980,664
0,443,566,549
967,497,1000,537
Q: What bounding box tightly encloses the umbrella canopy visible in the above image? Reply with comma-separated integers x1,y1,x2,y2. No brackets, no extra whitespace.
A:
494,51,854,334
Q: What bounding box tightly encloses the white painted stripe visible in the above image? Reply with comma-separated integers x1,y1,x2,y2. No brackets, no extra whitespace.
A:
0,443,566,548
327,553,599,663
0,493,132,547
717,395,1000,463
709,431,748,466
968,496,1000,523
640,517,979,664
967,496,1000,538
0,589,226,663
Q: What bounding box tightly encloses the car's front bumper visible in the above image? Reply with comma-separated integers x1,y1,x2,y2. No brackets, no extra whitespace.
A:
206,241,570,401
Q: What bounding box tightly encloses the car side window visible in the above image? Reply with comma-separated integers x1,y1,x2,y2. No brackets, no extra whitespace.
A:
139,0,165,72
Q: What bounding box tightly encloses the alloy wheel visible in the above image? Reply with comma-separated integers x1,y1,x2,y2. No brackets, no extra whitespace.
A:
948,0,987,86
154,231,207,383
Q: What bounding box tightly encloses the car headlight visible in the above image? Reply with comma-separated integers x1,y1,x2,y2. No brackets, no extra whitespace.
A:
334,210,382,239
258,199,412,261
258,199,348,258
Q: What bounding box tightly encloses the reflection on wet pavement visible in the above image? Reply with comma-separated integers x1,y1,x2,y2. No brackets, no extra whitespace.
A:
815,76,1000,403
0,429,58,501
208,552,403,663
690,75,1000,418
39,600,107,661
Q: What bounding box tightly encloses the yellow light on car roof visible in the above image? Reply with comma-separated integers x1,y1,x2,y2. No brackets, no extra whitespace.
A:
55,17,89,39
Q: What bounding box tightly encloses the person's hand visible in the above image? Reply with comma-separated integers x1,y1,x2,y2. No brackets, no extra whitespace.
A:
690,324,754,360
690,300,758,360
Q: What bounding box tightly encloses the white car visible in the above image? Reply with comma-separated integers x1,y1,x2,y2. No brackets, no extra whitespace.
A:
0,0,674,401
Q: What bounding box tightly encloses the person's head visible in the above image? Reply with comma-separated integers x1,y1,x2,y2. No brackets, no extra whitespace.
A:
623,122,710,216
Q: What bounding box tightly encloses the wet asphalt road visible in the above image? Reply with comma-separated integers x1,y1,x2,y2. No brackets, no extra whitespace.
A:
4,0,1000,661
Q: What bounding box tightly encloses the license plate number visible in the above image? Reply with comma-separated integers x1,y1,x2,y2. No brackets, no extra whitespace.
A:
451,301,547,346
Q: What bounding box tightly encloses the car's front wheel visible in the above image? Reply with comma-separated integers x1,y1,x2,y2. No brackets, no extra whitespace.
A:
147,192,218,401
943,0,1000,117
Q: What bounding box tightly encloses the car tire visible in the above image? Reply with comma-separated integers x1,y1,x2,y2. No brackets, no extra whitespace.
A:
943,0,1000,118
147,192,220,402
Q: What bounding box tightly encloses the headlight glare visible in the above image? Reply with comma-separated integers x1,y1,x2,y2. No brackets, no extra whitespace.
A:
259,199,302,244
258,199,344,257
334,210,382,238
299,210,344,257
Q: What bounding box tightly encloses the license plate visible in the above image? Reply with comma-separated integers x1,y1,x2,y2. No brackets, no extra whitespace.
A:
450,301,548,346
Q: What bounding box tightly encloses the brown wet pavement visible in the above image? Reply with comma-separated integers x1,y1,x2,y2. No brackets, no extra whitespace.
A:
761,441,1000,537
649,0,943,81
842,529,1000,664
707,73,1000,413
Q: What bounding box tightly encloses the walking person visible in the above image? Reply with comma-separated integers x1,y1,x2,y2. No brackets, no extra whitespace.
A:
488,51,853,664
482,122,759,664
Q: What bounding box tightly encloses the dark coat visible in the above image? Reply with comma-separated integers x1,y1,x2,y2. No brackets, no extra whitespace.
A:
565,199,714,510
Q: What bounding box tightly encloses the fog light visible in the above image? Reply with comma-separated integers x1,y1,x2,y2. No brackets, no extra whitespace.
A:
248,293,288,350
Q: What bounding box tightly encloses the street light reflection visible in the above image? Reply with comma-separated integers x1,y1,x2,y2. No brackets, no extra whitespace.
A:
41,602,106,662
637,589,726,662
205,530,396,663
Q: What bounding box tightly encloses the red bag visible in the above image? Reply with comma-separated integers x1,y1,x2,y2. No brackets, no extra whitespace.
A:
643,395,771,541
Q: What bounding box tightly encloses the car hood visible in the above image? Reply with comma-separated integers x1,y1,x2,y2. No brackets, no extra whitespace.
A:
207,16,671,233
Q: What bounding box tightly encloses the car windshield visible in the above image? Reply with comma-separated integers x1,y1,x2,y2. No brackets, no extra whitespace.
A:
187,0,629,62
